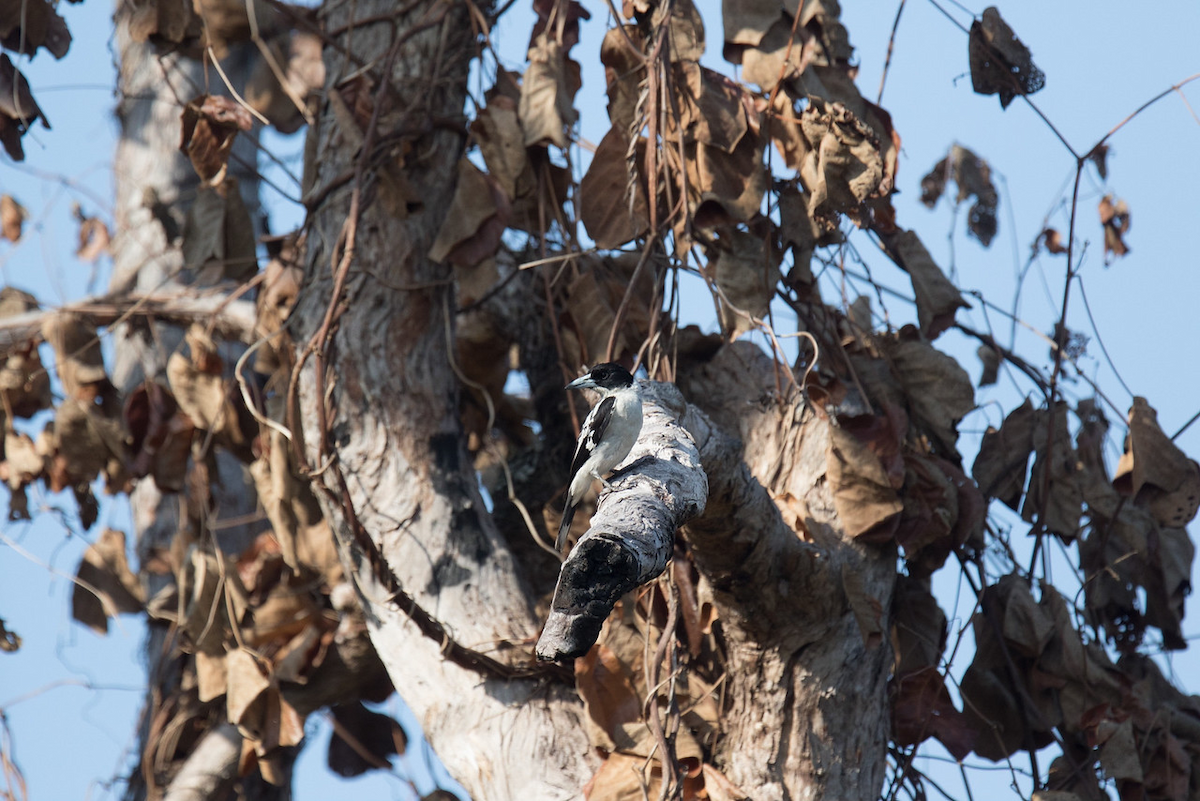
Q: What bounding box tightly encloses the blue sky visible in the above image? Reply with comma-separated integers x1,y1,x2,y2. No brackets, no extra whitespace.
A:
2,0,1199,799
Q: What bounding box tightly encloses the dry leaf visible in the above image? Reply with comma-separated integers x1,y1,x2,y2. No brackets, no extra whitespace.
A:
599,26,644,132
0,54,50,161
891,574,946,676
1098,194,1130,261
977,344,1000,386
0,194,26,242
920,146,998,246
689,128,768,228
705,228,780,337
327,702,406,777
796,98,884,223
0,345,52,418
841,562,883,648
1038,227,1068,255
71,529,145,634
244,31,323,134
0,0,72,59
196,648,229,702
428,159,510,266
968,7,1045,109
887,336,975,461
471,97,532,201
891,667,976,760
1113,398,1197,529
580,127,649,249
41,312,106,398
181,178,258,284
73,206,111,262
1021,401,1084,541
665,0,704,63
973,398,1038,510
520,36,578,149
886,229,968,339
180,94,253,182
826,413,904,543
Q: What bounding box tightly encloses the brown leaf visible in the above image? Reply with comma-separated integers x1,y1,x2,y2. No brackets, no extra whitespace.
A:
973,398,1038,510
1113,398,1196,521
891,574,947,676
796,98,885,223
327,702,406,777
471,97,532,200
731,16,809,91
1021,401,1084,541
887,336,975,461
721,0,784,49
73,207,111,262
2,430,43,490
71,529,145,634
920,146,998,246
180,94,253,182
0,194,26,242
700,764,750,801
41,312,106,398
968,6,1045,109
599,26,645,132
585,752,661,801
891,667,976,760
688,128,768,228
226,647,272,728
977,344,1000,386
0,618,20,652
51,397,128,489
166,351,243,449
0,344,52,419
124,382,195,493
1142,527,1194,651
181,550,247,654
886,229,968,339
196,649,229,703
827,412,904,542
0,0,72,59
894,453,958,570
575,644,642,751
1038,227,1068,255
520,36,578,149
428,159,510,266
1098,194,1130,261
665,0,704,62
243,31,323,134
680,67,749,154
704,228,780,337
580,127,649,249
1089,144,1109,180
181,178,258,284
0,54,49,161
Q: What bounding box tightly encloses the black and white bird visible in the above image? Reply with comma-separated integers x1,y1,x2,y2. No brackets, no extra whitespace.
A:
557,362,644,553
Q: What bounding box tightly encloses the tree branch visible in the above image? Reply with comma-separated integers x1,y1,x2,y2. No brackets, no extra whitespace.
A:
0,289,258,350
537,380,708,661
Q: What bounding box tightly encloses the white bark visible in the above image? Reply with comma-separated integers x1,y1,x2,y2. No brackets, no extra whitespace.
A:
538,380,708,661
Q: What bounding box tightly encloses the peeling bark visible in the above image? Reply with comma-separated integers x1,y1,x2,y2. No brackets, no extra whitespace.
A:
538,380,708,661
679,343,895,801
292,0,595,795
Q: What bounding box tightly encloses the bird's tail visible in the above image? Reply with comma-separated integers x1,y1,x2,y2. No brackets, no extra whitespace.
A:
556,502,577,554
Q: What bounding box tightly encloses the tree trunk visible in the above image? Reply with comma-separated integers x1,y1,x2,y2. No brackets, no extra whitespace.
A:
292,1,594,797
110,16,271,799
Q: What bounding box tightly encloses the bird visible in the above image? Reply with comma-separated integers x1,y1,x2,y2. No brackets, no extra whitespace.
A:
557,362,644,553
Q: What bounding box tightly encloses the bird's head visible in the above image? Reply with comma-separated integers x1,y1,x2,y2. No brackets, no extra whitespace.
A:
566,362,635,393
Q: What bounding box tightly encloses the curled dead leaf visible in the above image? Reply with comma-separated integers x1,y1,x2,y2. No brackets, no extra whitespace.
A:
580,127,649,249
0,54,50,161
704,227,780,338
885,229,968,339
1098,194,1130,261
181,178,258,284
428,159,510,267
180,94,254,182
968,7,1045,109
0,194,27,242
71,529,145,634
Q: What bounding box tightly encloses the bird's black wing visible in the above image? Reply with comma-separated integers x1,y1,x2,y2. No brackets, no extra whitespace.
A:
569,395,615,478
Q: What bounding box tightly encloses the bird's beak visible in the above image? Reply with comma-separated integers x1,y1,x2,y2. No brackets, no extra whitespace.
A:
565,375,596,391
